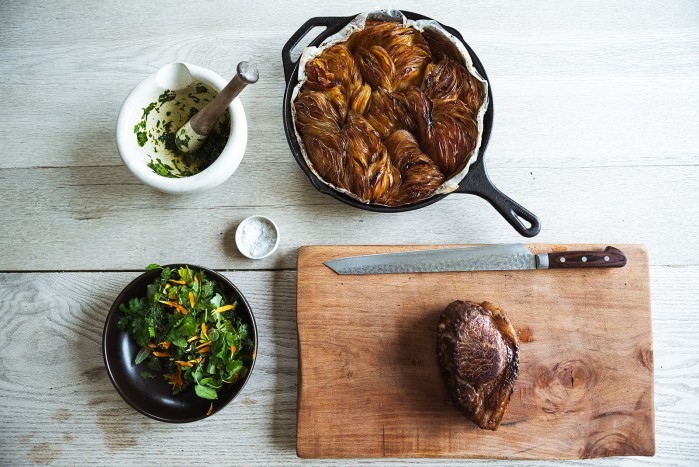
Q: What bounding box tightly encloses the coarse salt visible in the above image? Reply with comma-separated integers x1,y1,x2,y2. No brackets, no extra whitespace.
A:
238,217,278,258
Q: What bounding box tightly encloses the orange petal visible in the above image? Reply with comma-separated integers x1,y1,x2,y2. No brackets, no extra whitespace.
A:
212,304,234,313
206,403,213,416
168,279,186,284
197,346,211,353
152,351,171,357
160,300,189,315
187,334,200,343
147,343,157,348
174,366,183,387
189,291,195,308
201,323,208,340
175,360,193,367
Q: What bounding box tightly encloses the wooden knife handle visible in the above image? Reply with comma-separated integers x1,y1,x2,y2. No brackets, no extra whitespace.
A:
547,246,627,269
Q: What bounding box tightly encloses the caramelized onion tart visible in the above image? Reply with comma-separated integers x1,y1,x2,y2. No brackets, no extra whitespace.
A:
293,19,486,206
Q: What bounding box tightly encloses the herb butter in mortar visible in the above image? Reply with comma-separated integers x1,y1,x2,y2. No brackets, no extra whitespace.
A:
134,83,230,178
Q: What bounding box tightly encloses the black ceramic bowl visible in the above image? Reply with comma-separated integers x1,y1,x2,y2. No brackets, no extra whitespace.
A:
102,264,257,423
282,11,541,237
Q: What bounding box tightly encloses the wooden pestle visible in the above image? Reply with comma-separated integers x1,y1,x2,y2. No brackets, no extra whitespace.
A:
175,61,259,153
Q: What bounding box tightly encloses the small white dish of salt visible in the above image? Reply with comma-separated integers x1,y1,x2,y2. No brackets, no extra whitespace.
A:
235,215,280,259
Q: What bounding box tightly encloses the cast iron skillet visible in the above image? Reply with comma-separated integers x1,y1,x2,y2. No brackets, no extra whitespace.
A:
282,11,541,237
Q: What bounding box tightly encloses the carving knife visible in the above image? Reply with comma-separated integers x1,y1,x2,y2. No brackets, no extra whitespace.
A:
323,244,627,275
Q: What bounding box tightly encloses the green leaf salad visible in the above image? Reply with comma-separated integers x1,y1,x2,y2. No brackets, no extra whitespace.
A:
117,265,254,407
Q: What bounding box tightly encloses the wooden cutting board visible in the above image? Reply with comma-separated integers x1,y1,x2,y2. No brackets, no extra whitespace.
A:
296,244,654,459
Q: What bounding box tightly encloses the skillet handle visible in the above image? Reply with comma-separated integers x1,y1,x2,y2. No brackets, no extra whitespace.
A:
282,17,345,82
457,164,541,237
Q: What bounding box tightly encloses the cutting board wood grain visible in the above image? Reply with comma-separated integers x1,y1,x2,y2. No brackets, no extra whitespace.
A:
296,244,654,459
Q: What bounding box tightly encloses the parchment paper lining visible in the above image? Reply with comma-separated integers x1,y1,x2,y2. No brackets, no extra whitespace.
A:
291,9,489,204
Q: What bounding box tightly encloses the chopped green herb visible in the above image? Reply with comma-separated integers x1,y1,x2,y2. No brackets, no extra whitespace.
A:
136,131,147,147
117,266,253,400
141,102,156,120
158,90,176,103
147,158,177,177
176,132,191,147
135,83,230,178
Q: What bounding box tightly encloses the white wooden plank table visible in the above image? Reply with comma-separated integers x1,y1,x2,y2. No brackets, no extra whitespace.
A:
1,0,698,464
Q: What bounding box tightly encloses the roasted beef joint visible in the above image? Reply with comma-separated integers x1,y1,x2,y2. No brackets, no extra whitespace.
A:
436,300,519,430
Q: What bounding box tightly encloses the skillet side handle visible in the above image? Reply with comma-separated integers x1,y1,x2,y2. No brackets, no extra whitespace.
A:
281,17,345,82
457,166,541,237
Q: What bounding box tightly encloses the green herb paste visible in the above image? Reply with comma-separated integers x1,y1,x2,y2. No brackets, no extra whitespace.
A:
134,83,231,178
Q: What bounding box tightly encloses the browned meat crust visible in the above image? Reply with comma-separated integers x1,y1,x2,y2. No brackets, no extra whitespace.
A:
436,300,519,430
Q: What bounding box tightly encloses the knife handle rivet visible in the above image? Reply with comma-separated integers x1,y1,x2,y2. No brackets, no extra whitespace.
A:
582,256,587,262
604,256,610,261
560,257,566,263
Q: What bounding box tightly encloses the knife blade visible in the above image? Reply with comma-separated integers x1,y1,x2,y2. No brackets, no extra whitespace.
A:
323,244,627,275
